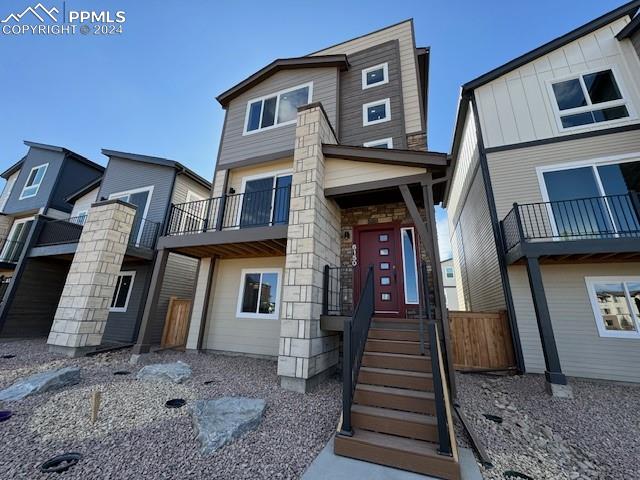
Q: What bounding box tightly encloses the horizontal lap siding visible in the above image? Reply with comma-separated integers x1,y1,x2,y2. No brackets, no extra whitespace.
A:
226,158,293,194
509,263,640,383
203,257,284,357
50,158,103,213
324,158,424,189
70,187,99,218
218,68,338,167
171,174,211,205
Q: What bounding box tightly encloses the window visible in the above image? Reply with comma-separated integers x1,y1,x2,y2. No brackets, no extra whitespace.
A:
236,268,282,319
361,63,389,89
19,163,48,199
379,248,389,256
363,138,393,149
362,99,391,126
238,171,292,228
401,227,419,304
445,267,454,279
110,271,136,312
244,83,313,134
586,277,640,338
0,217,33,262
550,69,631,129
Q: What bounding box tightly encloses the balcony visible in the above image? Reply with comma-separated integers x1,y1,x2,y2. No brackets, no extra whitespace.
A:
501,193,640,264
158,185,291,258
0,237,25,266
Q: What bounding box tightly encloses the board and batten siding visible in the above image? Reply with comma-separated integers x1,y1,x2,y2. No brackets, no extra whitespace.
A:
203,256,284,357
487,129,640,220
218,68,338,167
171,173,210,205
324,158,424,189
312,20,422,135
475,17,640,149
70,187,99,218
509,263,640,383
338,40,407,148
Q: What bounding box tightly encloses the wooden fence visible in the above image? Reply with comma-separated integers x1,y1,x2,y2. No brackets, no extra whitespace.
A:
161,297,192,349
448,310,516,371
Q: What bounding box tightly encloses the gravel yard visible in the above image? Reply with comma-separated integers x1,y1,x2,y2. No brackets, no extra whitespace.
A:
0,339,341,479
456,372,640,479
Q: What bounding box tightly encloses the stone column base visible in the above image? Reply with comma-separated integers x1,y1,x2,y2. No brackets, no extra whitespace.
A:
280,366,336,393
546,381,573,398
48,344,96,358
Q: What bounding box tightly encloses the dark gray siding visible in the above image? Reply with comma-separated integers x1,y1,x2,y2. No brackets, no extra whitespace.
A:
2,148,64,215
631,29,640,58
98,156,176,224
103,262,150,344
339,40,407,148
1,257,69,337
49,157,103,213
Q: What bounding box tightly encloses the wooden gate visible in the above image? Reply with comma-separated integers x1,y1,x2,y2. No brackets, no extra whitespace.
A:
448,310,516,371
161,297,192,349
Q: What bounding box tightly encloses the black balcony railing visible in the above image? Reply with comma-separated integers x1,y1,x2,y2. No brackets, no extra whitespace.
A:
0,237,25,263
501,193,640,251
165,185,292,236
35,216,86,247
0,276,9,302
130,218,160,249
323,265,355,316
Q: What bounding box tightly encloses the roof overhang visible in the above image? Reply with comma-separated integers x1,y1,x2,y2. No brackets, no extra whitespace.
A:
1,157,25,179
322,144,447,168
23,141,104,173
65,177,102,203
617,12,640,38
216,55,349,107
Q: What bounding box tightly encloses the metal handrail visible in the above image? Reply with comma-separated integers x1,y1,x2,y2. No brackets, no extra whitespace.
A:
130,217,160,249
323,265,355,316
339,265,374,436
0,237,25,263
165,185,292,235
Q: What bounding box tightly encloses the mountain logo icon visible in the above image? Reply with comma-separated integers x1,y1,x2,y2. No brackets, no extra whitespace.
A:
1,3,59,23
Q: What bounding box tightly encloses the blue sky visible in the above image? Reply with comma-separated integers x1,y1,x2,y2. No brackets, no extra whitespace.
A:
0,0,628,257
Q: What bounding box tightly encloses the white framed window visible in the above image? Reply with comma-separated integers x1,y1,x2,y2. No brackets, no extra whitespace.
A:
363,137,393,149
362,98,391,126
110,271,136,312
400,227,419,304
361,62,389,89
108,185,154,246
548,67,634,131
19,163,48,199
236,268,282,320
0,216,33,262
586,276,640,338
236,170,293,228
243,82,313,135
445,266,454,279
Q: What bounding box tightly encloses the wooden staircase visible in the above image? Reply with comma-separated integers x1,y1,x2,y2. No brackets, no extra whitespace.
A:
335,319,461,480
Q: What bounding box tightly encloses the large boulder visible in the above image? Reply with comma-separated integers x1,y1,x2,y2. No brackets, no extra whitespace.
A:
191,397,266,454
136,361,191,384
0,366,80,402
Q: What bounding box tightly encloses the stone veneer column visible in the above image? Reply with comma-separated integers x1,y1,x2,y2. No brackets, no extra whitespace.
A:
47,199,135,357
0,214,13,239
278,104,342,392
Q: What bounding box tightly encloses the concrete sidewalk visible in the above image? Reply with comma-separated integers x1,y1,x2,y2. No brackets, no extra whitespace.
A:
302,436,483,480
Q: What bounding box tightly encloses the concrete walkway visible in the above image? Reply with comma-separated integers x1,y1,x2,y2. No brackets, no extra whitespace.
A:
302,436,483,480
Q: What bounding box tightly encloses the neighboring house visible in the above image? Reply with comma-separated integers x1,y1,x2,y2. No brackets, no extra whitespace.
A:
441,258,459,310
0,143,211,356
130,20,460,478
446,1,640,392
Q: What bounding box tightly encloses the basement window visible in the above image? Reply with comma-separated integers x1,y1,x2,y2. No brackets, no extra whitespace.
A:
244,83,313,134
110,271,136,312
362,99,391,126
586,276,640,338
236,268,282,320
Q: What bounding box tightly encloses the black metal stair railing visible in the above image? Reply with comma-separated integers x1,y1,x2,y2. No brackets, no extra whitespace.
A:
322,265,355,316
339,265,374,437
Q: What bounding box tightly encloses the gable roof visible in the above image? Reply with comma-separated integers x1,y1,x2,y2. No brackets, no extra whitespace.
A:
216,55,349,107
0,157,25,179
461,0,640,94
66,176,102,203
101,149,211,190
23,140,105,173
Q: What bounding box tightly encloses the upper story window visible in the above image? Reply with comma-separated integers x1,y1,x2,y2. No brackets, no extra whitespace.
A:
445,266,454,279
363,138,393,149
244,83,313,135
362,63,389,89
363,98,391,127
19,163,48,199
550,69,631,130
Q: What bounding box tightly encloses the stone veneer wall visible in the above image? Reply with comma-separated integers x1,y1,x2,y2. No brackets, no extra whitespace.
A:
0,215,13,239
406,132,427,151
47,200,135,356
278,104,342,392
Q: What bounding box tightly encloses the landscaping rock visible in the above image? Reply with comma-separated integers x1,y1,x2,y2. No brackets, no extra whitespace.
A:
190,397,266,454
136,361,191,383
0,366,80,401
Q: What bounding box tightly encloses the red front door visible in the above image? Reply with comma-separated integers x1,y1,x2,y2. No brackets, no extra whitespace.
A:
355,224,405,317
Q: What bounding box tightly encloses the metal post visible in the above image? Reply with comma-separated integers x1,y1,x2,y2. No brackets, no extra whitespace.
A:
339,318,353,436
322,265,329,316
428,322,452,456
216,195,227,231
513,202,525,244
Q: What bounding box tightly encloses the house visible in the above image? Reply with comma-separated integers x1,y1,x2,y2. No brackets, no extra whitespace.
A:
446,0,640,394
441,258,459,310
130,20,461,479
0,143,211,357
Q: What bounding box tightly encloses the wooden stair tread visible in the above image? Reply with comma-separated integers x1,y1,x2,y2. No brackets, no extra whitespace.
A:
367,339,422,345
352,404,437,425
363,351,425,360
360,366,432,379
346,429,443,456
356,383,435,400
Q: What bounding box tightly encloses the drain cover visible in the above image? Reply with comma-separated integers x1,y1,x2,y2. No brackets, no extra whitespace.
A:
0,411,12,423
483,413,503,424
1,354,15,359
504,471,534,480
113,371,131,376
39,453,82,473
203,380,217,385
166,398,186,409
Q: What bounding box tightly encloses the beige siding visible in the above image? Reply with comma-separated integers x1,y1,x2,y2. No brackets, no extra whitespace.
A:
171,173,211,205
218,68,338,167
226,158,293,194
447,105,479,222
312,20,422,134
186,257,213,350
324,158,424,189
70,187,98,218
487,129,640,220
203,257,284,357
212,170,227,198
476,17,640,149
509,263,640,383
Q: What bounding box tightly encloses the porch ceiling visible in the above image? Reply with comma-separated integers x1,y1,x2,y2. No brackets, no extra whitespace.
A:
170,239,287,259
